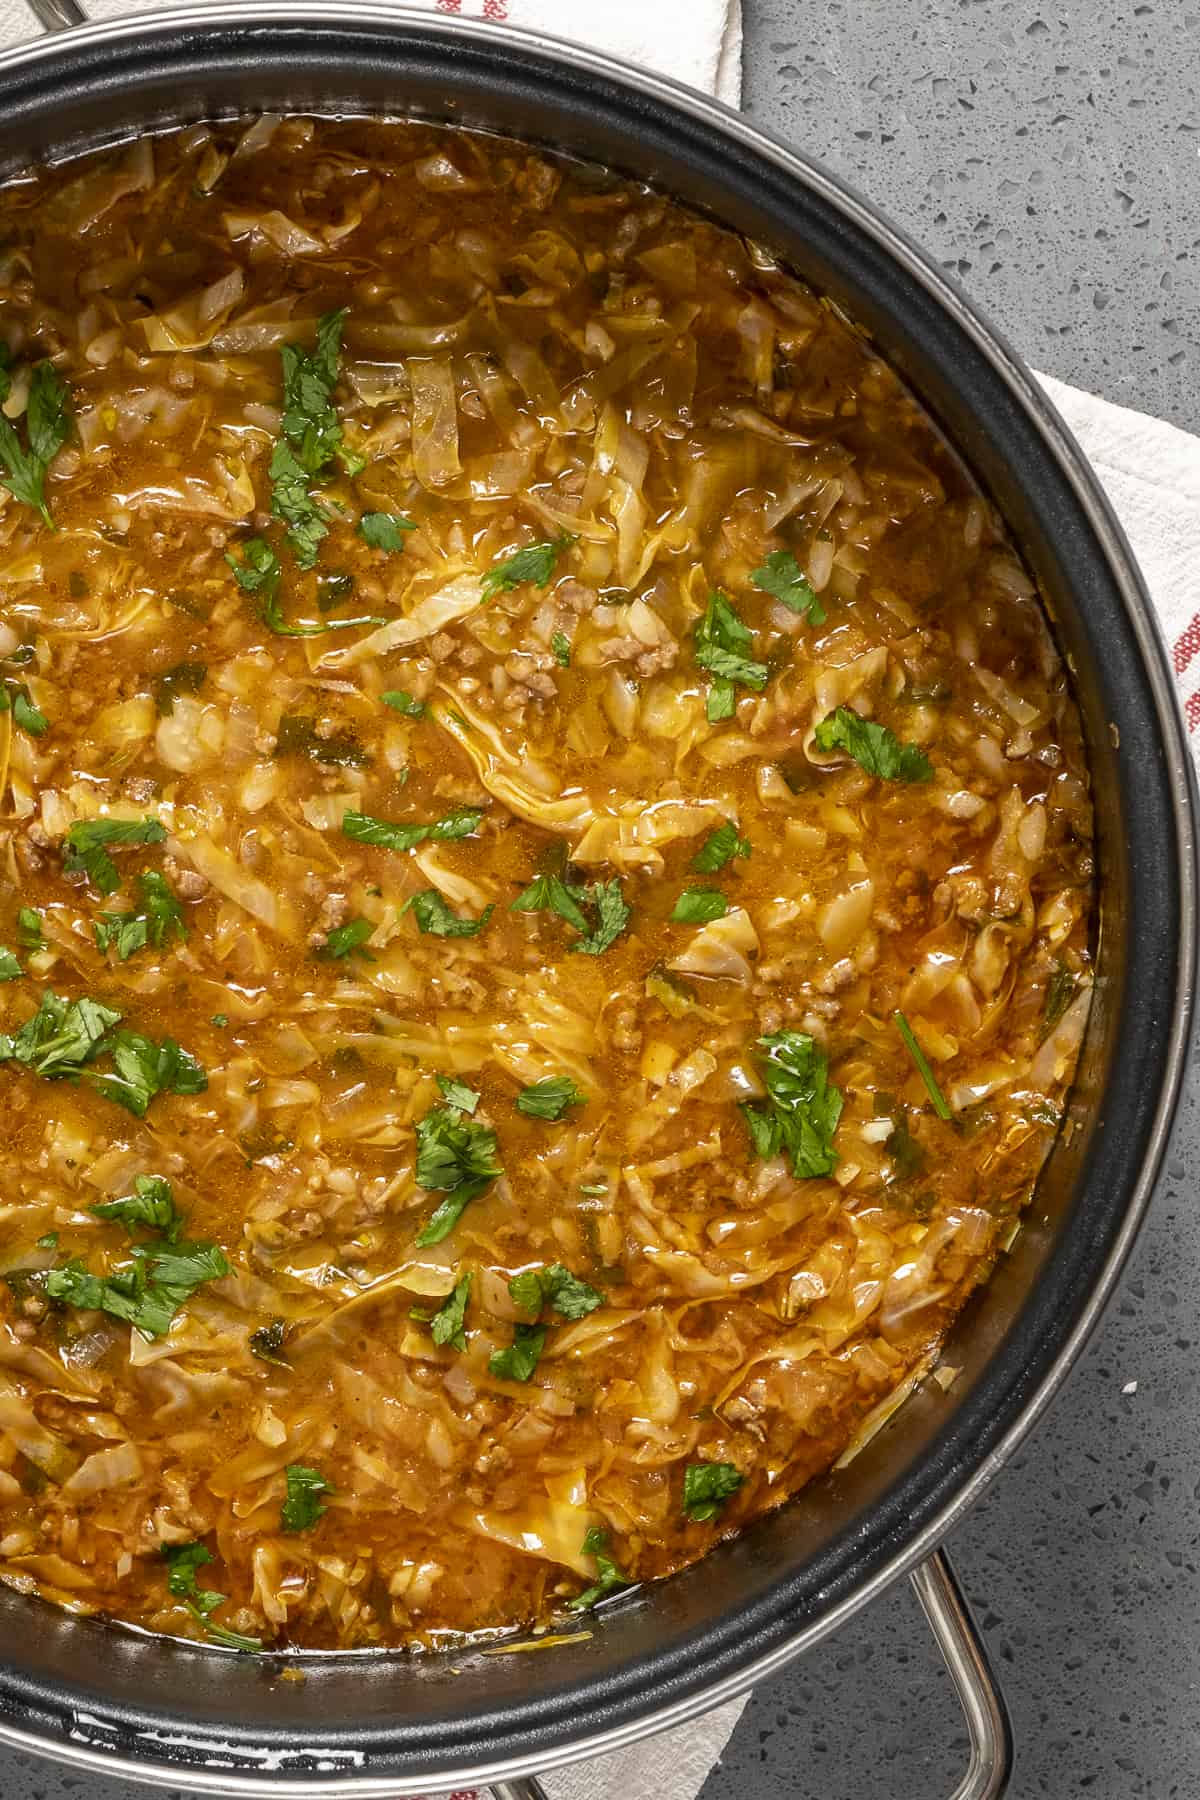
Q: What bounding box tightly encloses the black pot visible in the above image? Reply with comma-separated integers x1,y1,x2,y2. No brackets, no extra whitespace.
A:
0,8,1193,1796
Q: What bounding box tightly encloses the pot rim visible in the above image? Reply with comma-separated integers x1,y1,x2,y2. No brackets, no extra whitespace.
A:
0,6,1193,1793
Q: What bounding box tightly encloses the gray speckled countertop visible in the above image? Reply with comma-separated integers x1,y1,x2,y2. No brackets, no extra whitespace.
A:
1,4,1196,1799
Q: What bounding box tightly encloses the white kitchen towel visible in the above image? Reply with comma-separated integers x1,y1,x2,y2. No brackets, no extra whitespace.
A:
0,3,1194,1800
0,0,745,104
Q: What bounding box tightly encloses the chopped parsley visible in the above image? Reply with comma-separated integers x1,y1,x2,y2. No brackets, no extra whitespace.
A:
91,1029,207,1118
154,660,207,717
0,683,48,737
436,1075,480,1114
694,591,768,723
0,989,207,1117
481,534,574,602
0,355,72,527
280,1463,333,1533
319,917,375,961
249,1319,289,1365
48,1237,228,1340
16,908,42,949
0,947,21,982
274,713,369,768
317,570,355,611
742,1030,843,1179
358,512,416,552
814,707,933,783
92,1173,183,1241
269,309,364,567
405,888,493,938
413,1104,502,1246
412,1271,472,1352
342,807,482,854
567,1527,630,1610
508,1263,603,1320
751,548,825,624
551,630,571,668
1044,962,1077,1031
516,1075,587,1120
671,886,728,925
487,1322,546,1383
227,537,383,637
0,989,119,1078
162,1542,260,1652
682,1461,744,1522
510,871,630,956
893,1010,953,1122
690,820,751,874
381,689,425,718
62,816,166,896
94,870,187,961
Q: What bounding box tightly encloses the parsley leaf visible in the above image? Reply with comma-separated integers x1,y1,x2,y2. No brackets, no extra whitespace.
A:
163,1540,214,1602
95,870,186,961
280,1463,333,1533
16,908,41,949
319,917,375,960
487,1322,546,1383
268,309,364,562
413,1104,502,1246
690,820,751,874
751,549,825,624
48,1235,228,1339
508,1263,603,1320
154,660,207,717
93,1173,183,1241
571,878,630,956
481,534,574,602
269,439,330,569
249,1319,289,1365
88,1028,207,1117
671,887,728,924
227,538,383,637
551,630,571,668
279,309,355,473
161,1543,261,1651
568,1527,630,1611
509,871,629,955
695,591,768,722
412,1271,472,1352
814,706,933,783
436,1074,480,1114
510,872,590,934
342,807,482,854
742,1030,843,1179
404,888,493,938
0,683,48,737
893,1010,953,1121
0,360,72,526
381,689,425,718
62,816,166,896
359,512,416,552
516,1075,587,1120
1044,962,1077,1031
274,713,369,768
0,989,120,1077
682,1461,743,1522
0,947,21,982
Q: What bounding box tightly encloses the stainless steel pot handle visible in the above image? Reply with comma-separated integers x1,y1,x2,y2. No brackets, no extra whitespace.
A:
23,0,84,31
12,6,1012,1796
488,1549,1010,1800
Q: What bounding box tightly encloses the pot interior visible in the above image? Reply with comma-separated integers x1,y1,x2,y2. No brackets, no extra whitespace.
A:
0,11,1189,1791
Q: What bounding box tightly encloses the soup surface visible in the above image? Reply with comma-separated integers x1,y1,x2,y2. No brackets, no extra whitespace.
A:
0,117,1093,1653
